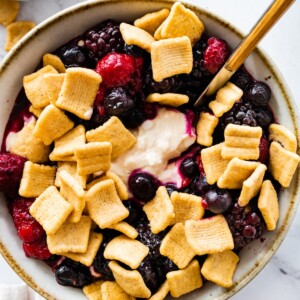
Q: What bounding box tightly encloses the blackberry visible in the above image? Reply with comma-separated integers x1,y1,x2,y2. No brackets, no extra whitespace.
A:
220,100,257,130
79,19,125,61
225,202,266,252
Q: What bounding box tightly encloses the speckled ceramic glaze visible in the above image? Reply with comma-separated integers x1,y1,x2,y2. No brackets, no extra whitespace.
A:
0,1,299,299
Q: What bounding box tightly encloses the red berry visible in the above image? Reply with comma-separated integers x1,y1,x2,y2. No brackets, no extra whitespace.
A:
12,197,45,243
23,238,52,260
0,153,27,198
259,137,269,164
203,37,230,74
95,53,143,91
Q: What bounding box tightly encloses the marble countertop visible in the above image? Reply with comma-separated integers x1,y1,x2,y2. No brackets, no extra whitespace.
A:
0,0,300,299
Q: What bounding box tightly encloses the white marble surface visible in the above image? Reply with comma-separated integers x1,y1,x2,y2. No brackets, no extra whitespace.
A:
0,0,300,299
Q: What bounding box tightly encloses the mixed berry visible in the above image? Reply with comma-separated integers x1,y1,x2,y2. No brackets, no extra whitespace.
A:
0,5,296,299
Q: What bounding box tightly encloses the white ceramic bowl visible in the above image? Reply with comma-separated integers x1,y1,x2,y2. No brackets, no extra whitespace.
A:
0,1,299,299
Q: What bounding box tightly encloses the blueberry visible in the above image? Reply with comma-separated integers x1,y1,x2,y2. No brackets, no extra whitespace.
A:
244,82,271,106
180,157,199,178
56,45,95,68
103,87,136,117
165,184,178,196
230,68,252,90
55,260,92,288
204,189,232,214
128,172,158,202
189,175,210,196
121,107,145,129
254,108,273,127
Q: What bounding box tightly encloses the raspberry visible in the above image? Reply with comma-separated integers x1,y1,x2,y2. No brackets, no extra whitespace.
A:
12,197,45,242
23,237,52,260
0,153,27,198
203,37,230,74
259,137,269,164
95,53,143,92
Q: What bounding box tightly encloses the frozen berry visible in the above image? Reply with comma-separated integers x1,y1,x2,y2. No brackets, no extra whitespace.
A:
259,137,269,164
23,238,52,260
123,200,143,225
230,68,253,90
138,259,161,293
244,81,271,106
121,108,145,129
254,107,273,128
96,53,143,92
165,184,178,196
103,87,136,117
128,172,158,202
159,257,178,274
56,45,95,68
203,37,230,74
0,153,27,198
55,259,92,287
204,189,232,214
11,197,45,242
188,175,210,196
180,157,199,178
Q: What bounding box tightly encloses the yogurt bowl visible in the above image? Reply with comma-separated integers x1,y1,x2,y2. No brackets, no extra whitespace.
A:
0,1,299,300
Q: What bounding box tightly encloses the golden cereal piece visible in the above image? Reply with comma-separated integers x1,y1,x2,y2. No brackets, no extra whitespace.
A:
88,171,129,200
56,67,102,120
148,281,169,300
33,104,74,145
43,73,65,105
159,2,204,45
108,222,138,239
29,105,43,118
74,142,112,176
146,93,189,107
217,158,260,189
104,235,149,269
0,0,19,26
153,21,164,40
167,259,203,298
269,141,300,187
160,223,195,269
196,112,219,147
42,53,66,73
83,281,104,300
86,179,129,229
269,123,297,153
185,215,234,256
86,116,136,160
29,186,73,235
5,21,35,51
201,143,230,185
19,161,56,197
120,23,155,53
201,250,239,288
50,125,86,161
11,120,50,163
47,215,92,254
208,82,243,117
222,124,262,160
101,281,135,300
60,170,86,223
151,36,193,82
55,162,87,189
238,164,267,207
23,66,58,108
143,186,175,234
258,180,279,231
170,192,204,225
109,261,151,298
134,8,169,35
62,232,103,267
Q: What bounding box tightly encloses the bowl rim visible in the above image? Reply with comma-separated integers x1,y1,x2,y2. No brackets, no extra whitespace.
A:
0,1,299,299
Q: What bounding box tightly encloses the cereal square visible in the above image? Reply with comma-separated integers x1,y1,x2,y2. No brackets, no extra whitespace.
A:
86,179,129,229
56,67,102,120
201,250,239,288
29,186,73,235
43,53,66,73
47,215,92,254
196,112,219,147
151,36,193,82
33,104,74,145
23,66,58,108
185,215,234,255
19,161,56,197
167,259,203,298
143,186,175,234
86,116,136,160
148,281,169,300
108,222,138,239
43,73,65,105
101,281,135,300
74,142,112,176
29,105,43,117
146,93,189,107
83,281,104,300
0,0,19,26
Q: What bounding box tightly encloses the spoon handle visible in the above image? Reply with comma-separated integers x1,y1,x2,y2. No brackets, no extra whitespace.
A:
226,0,295,72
